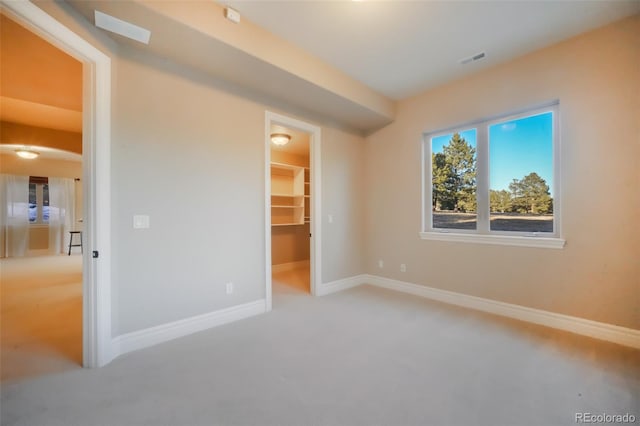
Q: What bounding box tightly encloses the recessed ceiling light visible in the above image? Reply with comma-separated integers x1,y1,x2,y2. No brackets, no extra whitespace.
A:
94,10,151,44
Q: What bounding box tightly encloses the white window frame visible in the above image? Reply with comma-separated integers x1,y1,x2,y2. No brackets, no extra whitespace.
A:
29,181,49,225
420,102,565,249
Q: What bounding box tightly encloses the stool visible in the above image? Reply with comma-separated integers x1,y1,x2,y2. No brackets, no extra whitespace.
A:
68,231,83,255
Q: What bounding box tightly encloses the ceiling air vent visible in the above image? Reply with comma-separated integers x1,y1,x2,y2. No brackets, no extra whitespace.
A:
94,10,151,44
459,52,486,65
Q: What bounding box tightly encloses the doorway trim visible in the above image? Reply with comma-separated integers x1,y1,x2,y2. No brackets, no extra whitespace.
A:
1,1,113,367
265,111,321,310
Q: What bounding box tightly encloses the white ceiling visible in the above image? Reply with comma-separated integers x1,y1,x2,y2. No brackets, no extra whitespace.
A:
224,1,640,100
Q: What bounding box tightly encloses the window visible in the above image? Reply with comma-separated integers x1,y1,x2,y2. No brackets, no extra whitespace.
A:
28,176,49,224
431,129,477,230
422,103,564,248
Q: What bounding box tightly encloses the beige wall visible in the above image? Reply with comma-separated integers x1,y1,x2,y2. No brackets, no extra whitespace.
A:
322,127,366,282
111,44,367,334
365,15,640,329
112,47,266,333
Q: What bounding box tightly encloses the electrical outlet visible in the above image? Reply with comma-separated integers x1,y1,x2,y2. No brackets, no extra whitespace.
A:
328,214,334,224
378,259,384,269
226,282,233,294
400,264,407,272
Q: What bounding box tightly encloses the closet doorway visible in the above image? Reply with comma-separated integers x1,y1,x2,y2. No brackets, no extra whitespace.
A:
265,112,321,311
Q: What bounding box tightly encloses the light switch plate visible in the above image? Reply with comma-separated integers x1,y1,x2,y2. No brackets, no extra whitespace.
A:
133,215,150,229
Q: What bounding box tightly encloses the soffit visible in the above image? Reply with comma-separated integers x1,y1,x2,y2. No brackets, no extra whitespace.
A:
64,0,396,134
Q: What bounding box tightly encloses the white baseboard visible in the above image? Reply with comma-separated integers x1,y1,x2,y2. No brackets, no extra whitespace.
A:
317,274,367,296
112,299,266,358
108,274,639,361
272,260,309,274
363,275,640,349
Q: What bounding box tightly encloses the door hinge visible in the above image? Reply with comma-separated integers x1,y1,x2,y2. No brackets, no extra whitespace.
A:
92,250,99,259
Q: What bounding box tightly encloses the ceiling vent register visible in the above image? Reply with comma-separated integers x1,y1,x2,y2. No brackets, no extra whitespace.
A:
459,52,486,65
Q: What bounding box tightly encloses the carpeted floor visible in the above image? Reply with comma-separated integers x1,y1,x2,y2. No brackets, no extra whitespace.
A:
1,267,638,426
1,255,83,382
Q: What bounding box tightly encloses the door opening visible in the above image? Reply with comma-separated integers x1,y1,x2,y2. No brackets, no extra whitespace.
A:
270,125,311,295
265,112,321,310
2,0,113,367
0,12,85,380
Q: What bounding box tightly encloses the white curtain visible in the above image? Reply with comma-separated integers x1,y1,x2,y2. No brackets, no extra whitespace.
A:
48,177,76,255
0,174,30,258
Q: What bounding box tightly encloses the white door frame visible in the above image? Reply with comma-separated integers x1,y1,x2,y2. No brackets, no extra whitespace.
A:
265,111,321,310
1,0,113,367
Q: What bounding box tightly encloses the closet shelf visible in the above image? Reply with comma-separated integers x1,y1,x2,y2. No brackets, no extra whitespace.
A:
270,161,309,226
271,193,304,198
271,161,301,171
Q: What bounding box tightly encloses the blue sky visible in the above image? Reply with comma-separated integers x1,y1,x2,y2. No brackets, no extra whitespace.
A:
431,112,553,194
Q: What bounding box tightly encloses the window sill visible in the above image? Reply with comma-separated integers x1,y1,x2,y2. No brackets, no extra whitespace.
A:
419,231,565,249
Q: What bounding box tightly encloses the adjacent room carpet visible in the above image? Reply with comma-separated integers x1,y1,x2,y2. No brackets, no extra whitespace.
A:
1,255,83,382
